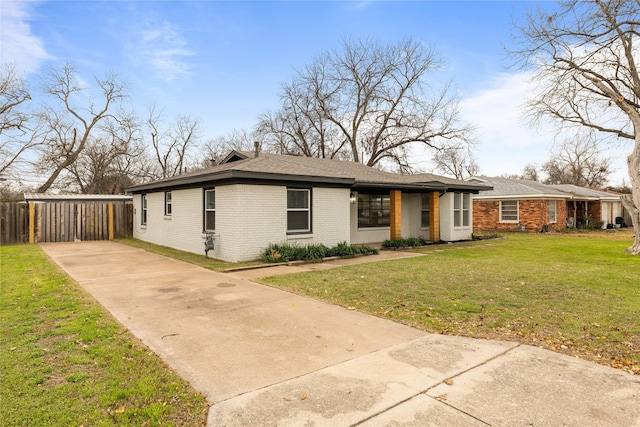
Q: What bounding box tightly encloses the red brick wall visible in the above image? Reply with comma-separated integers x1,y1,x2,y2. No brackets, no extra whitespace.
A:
473,199,567,233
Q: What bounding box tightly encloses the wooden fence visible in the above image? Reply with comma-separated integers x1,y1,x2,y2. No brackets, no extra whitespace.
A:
0,202,133,245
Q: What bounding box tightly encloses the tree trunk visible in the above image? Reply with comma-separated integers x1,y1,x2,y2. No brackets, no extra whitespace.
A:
624,130,640,254
621,195,640,254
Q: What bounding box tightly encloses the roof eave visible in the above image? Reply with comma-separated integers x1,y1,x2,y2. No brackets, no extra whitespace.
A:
125,170,355,193
474,194,571,200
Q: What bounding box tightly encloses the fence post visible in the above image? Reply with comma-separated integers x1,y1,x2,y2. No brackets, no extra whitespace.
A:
29,202,35,244
108,202,114,241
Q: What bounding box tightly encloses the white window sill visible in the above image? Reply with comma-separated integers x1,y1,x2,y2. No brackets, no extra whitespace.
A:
287,234,313,240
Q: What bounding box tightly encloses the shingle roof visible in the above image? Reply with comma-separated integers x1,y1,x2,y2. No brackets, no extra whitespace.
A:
469,176,570,199
549,184,621,201
469,177,622,201
126,152,490,193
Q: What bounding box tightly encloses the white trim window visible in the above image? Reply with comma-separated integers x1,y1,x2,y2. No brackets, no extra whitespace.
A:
141,194,147,225
287,188,311,233
420,194,430,228
549,200,557,223
204,189,215,231
164,191,172,216
500,200,519,223
453,193,471,228
463,193,470,227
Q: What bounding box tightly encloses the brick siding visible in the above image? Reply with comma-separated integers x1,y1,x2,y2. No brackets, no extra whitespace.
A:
473,199,567,233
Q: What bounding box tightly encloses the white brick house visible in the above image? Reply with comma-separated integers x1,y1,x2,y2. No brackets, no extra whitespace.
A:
126,151,490,262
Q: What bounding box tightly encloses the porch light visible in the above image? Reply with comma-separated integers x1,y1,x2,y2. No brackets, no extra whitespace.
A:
350,192,357,204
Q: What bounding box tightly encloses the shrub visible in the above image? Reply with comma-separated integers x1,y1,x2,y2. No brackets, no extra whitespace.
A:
261,241,377,263
326,241,378,257
382,237,428,249
472,231,501,240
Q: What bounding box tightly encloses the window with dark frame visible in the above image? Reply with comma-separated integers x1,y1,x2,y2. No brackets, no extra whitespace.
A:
141,194,147,225
358,193,390,228
287,188,310,233
421,194,430,228
204,189,215,231
164,191,172,216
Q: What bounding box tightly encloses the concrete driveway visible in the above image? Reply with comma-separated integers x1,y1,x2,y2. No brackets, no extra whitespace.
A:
41,241,640,427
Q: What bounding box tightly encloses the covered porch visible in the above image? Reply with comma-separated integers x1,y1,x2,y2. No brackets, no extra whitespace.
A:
348,183,478,245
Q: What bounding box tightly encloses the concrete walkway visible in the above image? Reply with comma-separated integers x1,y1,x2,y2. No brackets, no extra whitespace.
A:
41,241,640,427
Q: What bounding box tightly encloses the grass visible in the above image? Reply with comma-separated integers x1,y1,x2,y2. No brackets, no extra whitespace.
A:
0,245,209,426
117,238,260,271
261,231,640,375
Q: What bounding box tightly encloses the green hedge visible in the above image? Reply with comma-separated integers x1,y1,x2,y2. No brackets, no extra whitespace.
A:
381,237,428,248
261,241,378,263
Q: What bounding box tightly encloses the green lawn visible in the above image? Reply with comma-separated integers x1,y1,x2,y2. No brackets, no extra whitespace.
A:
261,231,640,375
0,245,209,426
117,238,260,271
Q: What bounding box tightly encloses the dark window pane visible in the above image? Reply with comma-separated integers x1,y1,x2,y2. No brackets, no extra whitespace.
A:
421,211,430,228
287,211,309,231
357,193,390,227
287,189,308,209
206,211,215,231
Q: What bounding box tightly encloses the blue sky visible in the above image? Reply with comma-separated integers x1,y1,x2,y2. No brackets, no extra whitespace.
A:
1,1,630,184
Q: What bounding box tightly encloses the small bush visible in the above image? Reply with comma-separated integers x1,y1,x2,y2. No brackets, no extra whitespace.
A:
261,241,377,263
326,241,378,257
382,237,428,249
472,231,501,240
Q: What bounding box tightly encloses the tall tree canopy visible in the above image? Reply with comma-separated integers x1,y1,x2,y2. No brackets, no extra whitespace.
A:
256,38,473,171
541,137,612,187
35,63,128,193
514,0,640,254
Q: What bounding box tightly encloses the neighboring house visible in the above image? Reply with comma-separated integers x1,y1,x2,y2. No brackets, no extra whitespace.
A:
468,176,569,232
125,151,491,262
468,176,626,232
549,184,627,229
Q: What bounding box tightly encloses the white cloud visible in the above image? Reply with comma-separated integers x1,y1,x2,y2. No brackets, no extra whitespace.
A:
458,71,629,184
448,71,551,177
0,1,50,74
128,19,195,82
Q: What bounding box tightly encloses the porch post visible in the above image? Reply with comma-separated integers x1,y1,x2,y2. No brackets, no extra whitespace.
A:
390,190,402,240
429,191,440,242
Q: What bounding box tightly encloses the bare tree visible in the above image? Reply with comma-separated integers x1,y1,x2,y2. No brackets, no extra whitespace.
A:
146,106,201,179
0,64,37,178
63,114,146,193
513,0,640,254
35,63,127,193
541,138,612,187
432,142,479,179
199,129,255,168
521,163,541,181
257,38,473,170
